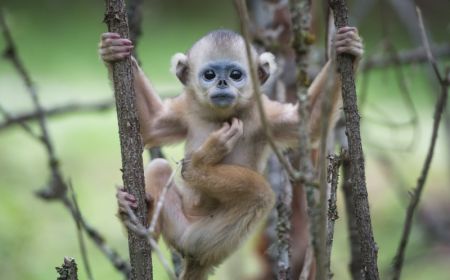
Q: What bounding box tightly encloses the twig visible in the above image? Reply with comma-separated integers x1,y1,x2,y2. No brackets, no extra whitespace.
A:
0,103,42,140
289,0,320,277
316,62,337,280
298,245,313,280
235,0,300,183
0,9,131,277
361,43,450,71
123,206,177,280
329,1,380,279
1,8,65,198
266,156,292,279
56,257,79,280
0,99,114,132
69,183,94,280
391,7,449,280
120,162,179,279
148,163,181,235
326,154,341,278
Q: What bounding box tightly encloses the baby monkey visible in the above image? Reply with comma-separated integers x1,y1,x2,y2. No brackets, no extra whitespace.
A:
99,27,363,279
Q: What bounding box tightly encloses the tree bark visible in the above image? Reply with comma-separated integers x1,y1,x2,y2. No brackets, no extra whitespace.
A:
56,257,78,280
329,1,380,279
104,1,153,280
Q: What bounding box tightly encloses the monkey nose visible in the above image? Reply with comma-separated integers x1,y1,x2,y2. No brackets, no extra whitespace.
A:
217,80,228,89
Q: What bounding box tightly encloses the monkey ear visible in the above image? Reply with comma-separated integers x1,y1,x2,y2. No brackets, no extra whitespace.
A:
258,52,277,85
171,53,189,85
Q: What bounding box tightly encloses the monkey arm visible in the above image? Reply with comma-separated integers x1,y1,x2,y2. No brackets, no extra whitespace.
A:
132,62,188,148
266,60,344,147
307,60,342,144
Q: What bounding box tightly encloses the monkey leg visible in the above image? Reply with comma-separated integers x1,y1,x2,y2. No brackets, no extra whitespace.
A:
181,162,275,266
144,158,188,249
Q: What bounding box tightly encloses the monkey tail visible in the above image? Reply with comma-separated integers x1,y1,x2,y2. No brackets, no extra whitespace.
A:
180,257,212,280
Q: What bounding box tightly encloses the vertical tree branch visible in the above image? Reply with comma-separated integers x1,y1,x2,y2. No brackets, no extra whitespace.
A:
289,1,320,278
326,154,341,278
341,152,364,280
391,7,449,280
103,1,153,279
329,1,380,279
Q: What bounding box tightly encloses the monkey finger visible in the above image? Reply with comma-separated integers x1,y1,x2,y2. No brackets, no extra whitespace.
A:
101,32,121,40
125,193,137,202
103,38,133,48
337,26,357,34
335,32,359,45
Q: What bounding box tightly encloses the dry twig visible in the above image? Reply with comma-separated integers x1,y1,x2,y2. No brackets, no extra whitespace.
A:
391,7,450,280
0,99,113,132
326,154,341,278
0,9,131,277
235,0,301,183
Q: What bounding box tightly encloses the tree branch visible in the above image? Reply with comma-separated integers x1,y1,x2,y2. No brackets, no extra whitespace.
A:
103,0,153,279
0,9,131,277
326,154,341,278
329,1,380,279
0,99,114,132
391,7,449,280
361,43,450,71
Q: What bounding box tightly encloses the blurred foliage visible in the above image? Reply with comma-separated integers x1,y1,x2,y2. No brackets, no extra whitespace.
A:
0,0,449,280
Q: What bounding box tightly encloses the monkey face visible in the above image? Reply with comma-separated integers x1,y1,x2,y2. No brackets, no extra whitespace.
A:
197,60,249,108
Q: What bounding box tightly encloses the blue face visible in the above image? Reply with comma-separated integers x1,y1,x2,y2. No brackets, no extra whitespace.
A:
198,60,247,108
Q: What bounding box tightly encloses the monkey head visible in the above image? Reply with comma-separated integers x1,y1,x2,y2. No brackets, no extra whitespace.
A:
171,30,276,112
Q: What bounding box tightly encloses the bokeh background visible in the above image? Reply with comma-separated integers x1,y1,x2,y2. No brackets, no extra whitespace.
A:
0,0,449,279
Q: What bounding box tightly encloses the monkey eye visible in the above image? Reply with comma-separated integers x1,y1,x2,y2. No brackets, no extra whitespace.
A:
230,70,243,81
203,70,216,81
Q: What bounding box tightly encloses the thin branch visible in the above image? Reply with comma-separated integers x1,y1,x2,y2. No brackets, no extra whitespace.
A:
0,99,114,132
316,62,337,280
391,7,449,280
120,162,180,279
235,0,301,183
148,162,181,235
289,1,321,278
1,8,64,198
326,154,341,278
123,206,177,280
361,43,450,71
69,183,94,280
0,103,43,140
298,245,314,280
0,10,131,277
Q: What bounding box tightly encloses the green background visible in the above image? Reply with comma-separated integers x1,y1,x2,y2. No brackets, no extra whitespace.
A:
0,1,449,279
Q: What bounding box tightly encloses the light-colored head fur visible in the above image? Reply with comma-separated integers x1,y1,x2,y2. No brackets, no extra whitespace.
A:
170,29,277,117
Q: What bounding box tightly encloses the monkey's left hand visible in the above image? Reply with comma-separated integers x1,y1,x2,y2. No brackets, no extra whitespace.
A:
334,27,364,61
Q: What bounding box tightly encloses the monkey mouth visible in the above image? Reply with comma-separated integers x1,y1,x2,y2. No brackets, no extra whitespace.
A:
210,92,236,107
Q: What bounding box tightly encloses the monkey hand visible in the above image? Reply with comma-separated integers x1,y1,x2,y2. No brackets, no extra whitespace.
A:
116,187,138,217
116,187,153,217
333,27,364,62
191,118,244,166
98,32,134,63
